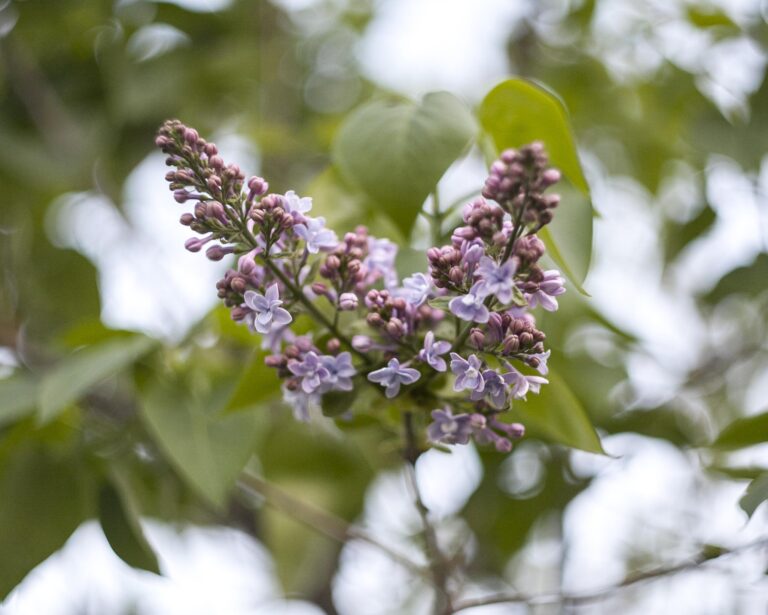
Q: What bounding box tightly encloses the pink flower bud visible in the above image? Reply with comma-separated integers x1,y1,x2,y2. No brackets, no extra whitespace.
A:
339,293,358,311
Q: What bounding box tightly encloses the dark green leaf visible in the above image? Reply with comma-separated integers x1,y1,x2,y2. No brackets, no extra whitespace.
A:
322,389,358,417
664,205,717,264
139,376,262,508
739,472,768,518
479,78,589,195
712,411,768,450
332,92,477,237
507,368,604,454
38,335,158,425
98,481,160,574
0,444,92,599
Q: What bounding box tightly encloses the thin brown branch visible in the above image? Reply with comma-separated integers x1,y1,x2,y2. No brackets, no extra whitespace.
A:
451,538,768,611
237,472,429,580
403,412,455,615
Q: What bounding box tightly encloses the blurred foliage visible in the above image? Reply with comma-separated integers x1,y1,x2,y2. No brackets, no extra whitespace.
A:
0,0,767,610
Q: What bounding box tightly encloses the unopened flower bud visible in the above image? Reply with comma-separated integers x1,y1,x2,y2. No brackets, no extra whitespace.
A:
449,266,464,286
339,292,358,311
265,355,286,368
180,213,195,226
503,335,520,354
206,245,233,261
230,306,249,321
469,328,485,349
519,331,533,346
326,338,341,354
230,276,247,294
311,282,329,296
352,335,373,352
248,176,268,196
174,189,189,203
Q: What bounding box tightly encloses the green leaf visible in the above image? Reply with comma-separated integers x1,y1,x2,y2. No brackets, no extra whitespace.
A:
739,472,768,518
479,78,589,195
428,296,453,311
686,6,738,30
139,376,262,508
507,368,604,454
98,481,160,574
38,335,158,425
321,388,358,418
704,253,768,304
0,444,91,599
712,411,768,450
222,350,281,414
0,373,38,428
332,92,477,237
539,226,590,296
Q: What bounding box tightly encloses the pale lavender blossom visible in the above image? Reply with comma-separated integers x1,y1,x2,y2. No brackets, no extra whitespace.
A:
293,216,338,253
418,331,452,372
470,370,509,408
449,292,490,323
525,270,565,311
450,353,485,393
282,384,318,422
365,237,398,288
288,351,329,394
283,190,313,217
367,358,420,398
243,283,292,334
502,364,548,399
427,408,474,445
397,273,432,306
473,256,517,304
319,352,356,392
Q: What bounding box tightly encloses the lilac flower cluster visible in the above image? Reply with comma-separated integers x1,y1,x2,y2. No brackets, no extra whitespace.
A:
157,120,566,455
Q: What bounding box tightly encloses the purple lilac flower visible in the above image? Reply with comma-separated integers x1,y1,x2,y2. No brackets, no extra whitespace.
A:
449,292,490,323
525,270,565,311
418,331,452,372
260,324,295,353
365,237,398,289
450,353,485,393
397,273,432,306
427,408,474,445
527,349,551,375
318,352,356,393
502,364,548,399
293,217,338,254
367,358,420,398
243,283,293,334
473,256,518,304
283,190,313,217
288,351,329,394
282,384,319,422
473,424,513,453
470,369,509,408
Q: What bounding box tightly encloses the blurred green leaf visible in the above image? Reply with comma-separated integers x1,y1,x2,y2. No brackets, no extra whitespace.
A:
705,253,768,304
543,182,593,291
0,444,92,599
98,481,160,574
38,335,158,425
686,6,738,30
332,92,477,237
712,411,768,450
139,376,261,508
739,472,768,518
507,368,604,454
664,205,716,264
0,373,37,428
479,78,589,195
222,350,281,414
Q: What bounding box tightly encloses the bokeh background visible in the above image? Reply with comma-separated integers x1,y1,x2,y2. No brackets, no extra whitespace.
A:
1,0,768,613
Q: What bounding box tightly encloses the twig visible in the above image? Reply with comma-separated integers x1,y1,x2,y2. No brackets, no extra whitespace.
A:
403,412,455,615
237,472,429,580
451,538,768,611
